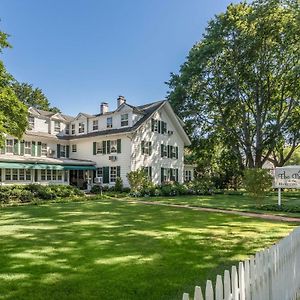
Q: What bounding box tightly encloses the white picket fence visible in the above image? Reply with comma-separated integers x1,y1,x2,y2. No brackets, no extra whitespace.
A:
183,226,300,300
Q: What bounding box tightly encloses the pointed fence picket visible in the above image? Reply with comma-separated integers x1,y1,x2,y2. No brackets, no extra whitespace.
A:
183,226,300,300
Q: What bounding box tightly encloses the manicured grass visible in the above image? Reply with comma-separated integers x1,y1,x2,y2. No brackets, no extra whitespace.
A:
0,199,296,300
137,192,300,217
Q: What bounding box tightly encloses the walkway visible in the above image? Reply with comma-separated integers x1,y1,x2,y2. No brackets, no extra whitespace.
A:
125,199,300,223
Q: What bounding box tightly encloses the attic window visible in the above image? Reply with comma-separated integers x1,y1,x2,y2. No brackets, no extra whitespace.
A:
78,123,85,133
121,114,128,127
93,120,98,131
107,117,113,128
28,116,34,129
54,121,61,132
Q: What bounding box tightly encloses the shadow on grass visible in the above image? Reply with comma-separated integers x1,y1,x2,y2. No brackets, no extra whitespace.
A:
0,199,296,300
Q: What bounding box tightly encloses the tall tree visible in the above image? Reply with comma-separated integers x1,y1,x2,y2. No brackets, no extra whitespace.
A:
168,0,300,168
12,82,60,113
0,30,28,146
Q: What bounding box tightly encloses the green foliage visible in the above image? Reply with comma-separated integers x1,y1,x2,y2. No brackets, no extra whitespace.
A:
243,168,273,206
168,0,300,169
0,184,84,205
90,185,102,194
114,177,123,192
0,29,28,146
127,169,151,194
12,82,60,112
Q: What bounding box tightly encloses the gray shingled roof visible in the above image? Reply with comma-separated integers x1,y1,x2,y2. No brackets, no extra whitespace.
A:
59,100,166,140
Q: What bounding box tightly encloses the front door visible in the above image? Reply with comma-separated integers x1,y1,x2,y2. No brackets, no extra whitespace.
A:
69,170,87,189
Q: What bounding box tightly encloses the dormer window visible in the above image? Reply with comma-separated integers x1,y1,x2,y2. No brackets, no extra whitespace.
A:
93,120,98,131
54,121,61,132
28,116,35,129
107,117,113,128
71,124,75,135
78,122,85,133
65,124,70,135
121,114,128,127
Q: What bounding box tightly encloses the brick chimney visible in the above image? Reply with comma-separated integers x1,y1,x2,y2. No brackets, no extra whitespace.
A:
117,95,126,107
100,102,109,114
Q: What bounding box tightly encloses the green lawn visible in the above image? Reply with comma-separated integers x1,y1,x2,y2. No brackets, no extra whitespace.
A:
135,192,300,217
0,199,296,300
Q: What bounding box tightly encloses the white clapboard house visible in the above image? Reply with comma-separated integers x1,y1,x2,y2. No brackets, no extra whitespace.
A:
0,96,194,188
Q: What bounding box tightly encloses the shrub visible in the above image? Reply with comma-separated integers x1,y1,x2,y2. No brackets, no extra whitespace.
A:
187,177,215,195
127,169,148,193
243,168,273,207
91,185,102,194
114,177,123,192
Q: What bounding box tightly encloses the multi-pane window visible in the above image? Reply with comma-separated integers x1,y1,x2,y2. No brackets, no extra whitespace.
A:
144,167,152,181
65,124,70,134
121,114,128,127
71,124,75,135
152,119,158,132
185,170,192,182
28,116,35,129
41,143,47,156
57,170,63,181
47,170,52,181
96,168,103,178
54,121,61,132
107,117,113,128
6,139,13,153
96,142,103,154
4,169,31,181
141,141,152,155
72,144,77,152
110,167,117,182
60,145,66,158
93,120,98,131
78,122,85,133
41,169,62,181
41,170,46,181
110,140,117,153
24,141,31,155
171,146,176,158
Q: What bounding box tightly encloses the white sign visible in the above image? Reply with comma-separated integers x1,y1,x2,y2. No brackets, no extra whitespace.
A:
274,166,300,189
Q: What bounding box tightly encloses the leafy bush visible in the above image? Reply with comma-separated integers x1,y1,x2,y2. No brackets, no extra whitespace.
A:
187,177,215,195
91,185,102,194
127,169,148,193
114,177,123,192
243,168,273,207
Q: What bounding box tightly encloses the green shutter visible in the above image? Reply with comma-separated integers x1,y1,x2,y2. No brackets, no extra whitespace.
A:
161,168,164,184
37,142,42,157
103,166,109,183
57,144,61,158
20,141,24,156
141,141,145,154
170,146,173,158
117,139,121,153
0,144,5,154
151,119,154,132
117,166,121,178
13,139,19,155
163,122,167,134
103,141,107,154
176,169,179,182
158,121,161,133
176,147,179,159
149,167,152,181
31,141,36,156
93,142,97,155
161,144,164,157
107,140,111,154
167,145,170,158
149,142,152,155
66,145,70,158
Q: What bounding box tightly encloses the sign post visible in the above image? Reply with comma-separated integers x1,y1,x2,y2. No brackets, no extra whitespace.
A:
273,166,300,207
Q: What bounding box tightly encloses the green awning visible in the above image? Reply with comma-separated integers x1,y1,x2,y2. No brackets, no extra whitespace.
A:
0,162,96,170
63,165,96,170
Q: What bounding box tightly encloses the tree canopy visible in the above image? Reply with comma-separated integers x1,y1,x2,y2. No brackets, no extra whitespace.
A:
12,82,60,113
168,0,300,168
0,30,28,146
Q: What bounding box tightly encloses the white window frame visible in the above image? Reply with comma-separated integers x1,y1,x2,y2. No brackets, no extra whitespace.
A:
110,166,117,183
78,122,85,133
97,168,103,178
65,124,70,134
143,141,151,155
96,142,103,154
24,141,31,155
28,116,35,129
60,145,66,158
54,121,61,132
93,120,99,131
41,143,47,156
110,140,117,153
6,139,13,153
72,144,77,152
107,117,113,128
121,114,128,127
71,124,75,135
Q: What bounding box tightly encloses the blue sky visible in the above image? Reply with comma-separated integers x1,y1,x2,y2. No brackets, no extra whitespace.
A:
1,0,239,116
